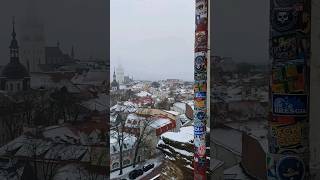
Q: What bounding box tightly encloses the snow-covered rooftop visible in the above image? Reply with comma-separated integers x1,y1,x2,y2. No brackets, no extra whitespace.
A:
149,118,172,129
161,126,193,144
136,91,152,97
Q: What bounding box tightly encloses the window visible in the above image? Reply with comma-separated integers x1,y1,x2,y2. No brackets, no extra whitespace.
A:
112,162,119,169
123,159,130,166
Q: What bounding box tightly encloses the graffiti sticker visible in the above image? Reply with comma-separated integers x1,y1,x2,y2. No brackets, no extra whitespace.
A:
196,0,208,17
196,17,208,32
195,31,208,52
194,99,206,109
194,125,206,136
195,110,206,121
195,92,206,100
272,94,308,115
197,144,206,157
195,72,207,81
194,80,207,92
269,122,308,153
272,60,306,93
195,55,207,73
271,8,299,33
276,156,305,180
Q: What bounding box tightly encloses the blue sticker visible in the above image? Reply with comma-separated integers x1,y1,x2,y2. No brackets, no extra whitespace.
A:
276,156,305,180
195,92,206,99
195,110,206,121
272,94,308,115
194,125,206,136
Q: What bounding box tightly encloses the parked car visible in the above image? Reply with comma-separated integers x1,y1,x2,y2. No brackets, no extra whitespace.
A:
128,169,144,179
143,163,155,172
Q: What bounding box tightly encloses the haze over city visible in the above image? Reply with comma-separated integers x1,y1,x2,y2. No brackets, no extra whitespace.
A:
111,0,269,81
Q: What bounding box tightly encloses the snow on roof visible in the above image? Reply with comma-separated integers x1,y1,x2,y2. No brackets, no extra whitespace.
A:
110,102,137,113
43,126,79,143
110,131,136,155
149,118,172,129
161,126,193,144
224,120,268,152
173,102,186,111
164,110,180,116
136,91,152,97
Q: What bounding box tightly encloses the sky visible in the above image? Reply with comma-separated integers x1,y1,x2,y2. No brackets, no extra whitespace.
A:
111,0,269,81
111,0,195,81
0,0,107,65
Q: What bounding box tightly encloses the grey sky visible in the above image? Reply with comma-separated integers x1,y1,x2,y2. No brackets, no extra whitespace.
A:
111,0,269,81
0,0,107,65
212,0,269,63
111,0,195,81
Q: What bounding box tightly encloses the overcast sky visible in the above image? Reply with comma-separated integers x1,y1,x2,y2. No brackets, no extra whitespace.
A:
0,0,107,65
111,0,195,81
111,0,269,81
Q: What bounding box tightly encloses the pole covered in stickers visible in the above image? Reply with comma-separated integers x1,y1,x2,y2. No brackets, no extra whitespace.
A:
194,0,208,179
268,0,310,179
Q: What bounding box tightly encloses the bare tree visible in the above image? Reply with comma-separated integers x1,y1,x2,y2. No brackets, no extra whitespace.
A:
110,112,129,176
132,116,155,168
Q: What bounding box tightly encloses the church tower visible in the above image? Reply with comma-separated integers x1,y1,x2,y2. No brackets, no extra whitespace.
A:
19,0,46,72
0,18,30,93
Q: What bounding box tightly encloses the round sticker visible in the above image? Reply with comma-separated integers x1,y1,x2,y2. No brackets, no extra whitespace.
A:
195,110,206,121
276,155,305,180
195,56,207,72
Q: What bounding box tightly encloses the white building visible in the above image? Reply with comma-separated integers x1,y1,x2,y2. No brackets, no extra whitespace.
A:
116,65,124,84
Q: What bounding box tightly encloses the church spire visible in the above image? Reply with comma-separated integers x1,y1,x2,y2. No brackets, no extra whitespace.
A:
113,68,116,80
10,16,19,61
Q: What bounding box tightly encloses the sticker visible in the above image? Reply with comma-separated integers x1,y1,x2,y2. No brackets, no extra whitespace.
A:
268,117,309,154
271,8,299,33
276,156,305,180
195,110,206,121
194,99,206,109
267,153,278,180
194,80,207,92
195,55,207,72
195,31,208,52
197,144,206,157
194,125,206,136
194,120,205,127
196,0,208,17
196,17,208,32
194,136,205,147
195,92,206,99
272,60,306,93
270,116,306,123
195,72,207,81
272,94,308,115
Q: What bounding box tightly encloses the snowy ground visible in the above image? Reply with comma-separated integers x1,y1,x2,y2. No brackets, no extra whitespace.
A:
110,156,163,180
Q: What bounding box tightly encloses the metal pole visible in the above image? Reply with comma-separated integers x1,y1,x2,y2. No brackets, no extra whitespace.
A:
267,0,311,179
194,0,209,179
